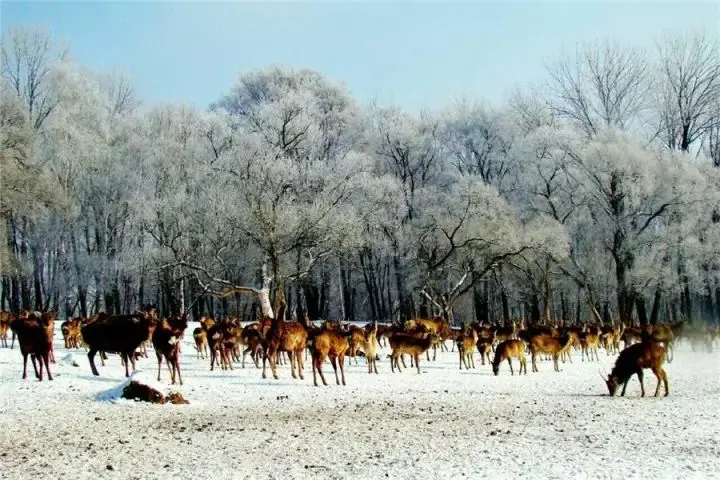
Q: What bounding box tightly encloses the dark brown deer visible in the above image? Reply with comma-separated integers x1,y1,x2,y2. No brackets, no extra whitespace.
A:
603,338,669,397
81,305,157,377
9,312,54,381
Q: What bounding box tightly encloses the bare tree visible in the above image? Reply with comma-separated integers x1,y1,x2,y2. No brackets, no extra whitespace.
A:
546,40,650,137
1,26,67,131
655,31,720,153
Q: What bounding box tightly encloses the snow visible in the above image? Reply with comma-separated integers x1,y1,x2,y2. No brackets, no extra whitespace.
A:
1,323,719,480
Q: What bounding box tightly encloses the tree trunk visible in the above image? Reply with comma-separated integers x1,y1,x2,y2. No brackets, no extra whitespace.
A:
530,294,541,325
500,288,510,324
649,289,662,325
635,295,648,326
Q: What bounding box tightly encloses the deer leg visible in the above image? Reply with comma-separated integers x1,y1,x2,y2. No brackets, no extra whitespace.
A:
271,348,280,380
391,353,400,373
288,350,297,379
637,369,645,397
87,349,100,376
459,349,464,370
507,357,514,375
226,347,234,370
553,354,559,372
339,355,346,385
43,352,53,381
242,347,250,368
34,355,44,381
531,352,538,373
414,353,421,374
156,350,163,382
31,354,41,379
470,352,476,369
318,355,328,386
175,353,183,386
311,355,319,387
21,353,29,379
329,356,340,385
261,345,269,378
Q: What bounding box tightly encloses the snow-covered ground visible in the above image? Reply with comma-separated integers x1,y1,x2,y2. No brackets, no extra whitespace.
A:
1,324,719,480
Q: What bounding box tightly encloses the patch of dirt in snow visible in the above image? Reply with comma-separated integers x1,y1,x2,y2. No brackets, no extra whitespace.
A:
0,324,719,479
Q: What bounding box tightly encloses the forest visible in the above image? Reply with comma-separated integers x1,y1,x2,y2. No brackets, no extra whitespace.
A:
1,26,719,327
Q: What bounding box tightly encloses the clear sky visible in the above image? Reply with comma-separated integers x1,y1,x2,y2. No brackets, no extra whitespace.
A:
2,1,718,111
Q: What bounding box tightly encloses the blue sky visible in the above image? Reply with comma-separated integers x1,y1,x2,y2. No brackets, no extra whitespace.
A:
2,1,718,111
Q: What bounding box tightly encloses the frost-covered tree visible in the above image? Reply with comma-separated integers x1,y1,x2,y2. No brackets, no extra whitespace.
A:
168,66,370,318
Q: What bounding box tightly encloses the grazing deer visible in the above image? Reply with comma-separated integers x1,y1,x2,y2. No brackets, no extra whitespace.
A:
492,339,527,376
603,338,669,397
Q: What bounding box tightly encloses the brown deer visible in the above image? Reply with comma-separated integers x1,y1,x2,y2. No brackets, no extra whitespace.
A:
644,324,675,363
193,327,208,359
492,339,527,376
239,324,263,368
529,334,573,372
207,322,237,371
457,327,478,370
308,322,351,386
476,339,492,365
603,338,669,397
388,332,437,374
363,322,379,374
579,331,600,361
152,314,188,385
262,297,307,380
406,316,449,360
347,325,367,365
0,311,10,347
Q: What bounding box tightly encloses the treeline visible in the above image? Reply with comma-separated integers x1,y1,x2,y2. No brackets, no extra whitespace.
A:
1,26,719,326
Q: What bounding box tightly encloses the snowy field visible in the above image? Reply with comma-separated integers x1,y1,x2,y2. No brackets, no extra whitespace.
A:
1,323,719,480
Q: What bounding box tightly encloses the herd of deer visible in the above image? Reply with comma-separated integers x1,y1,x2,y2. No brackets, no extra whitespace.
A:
2,301,719,397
